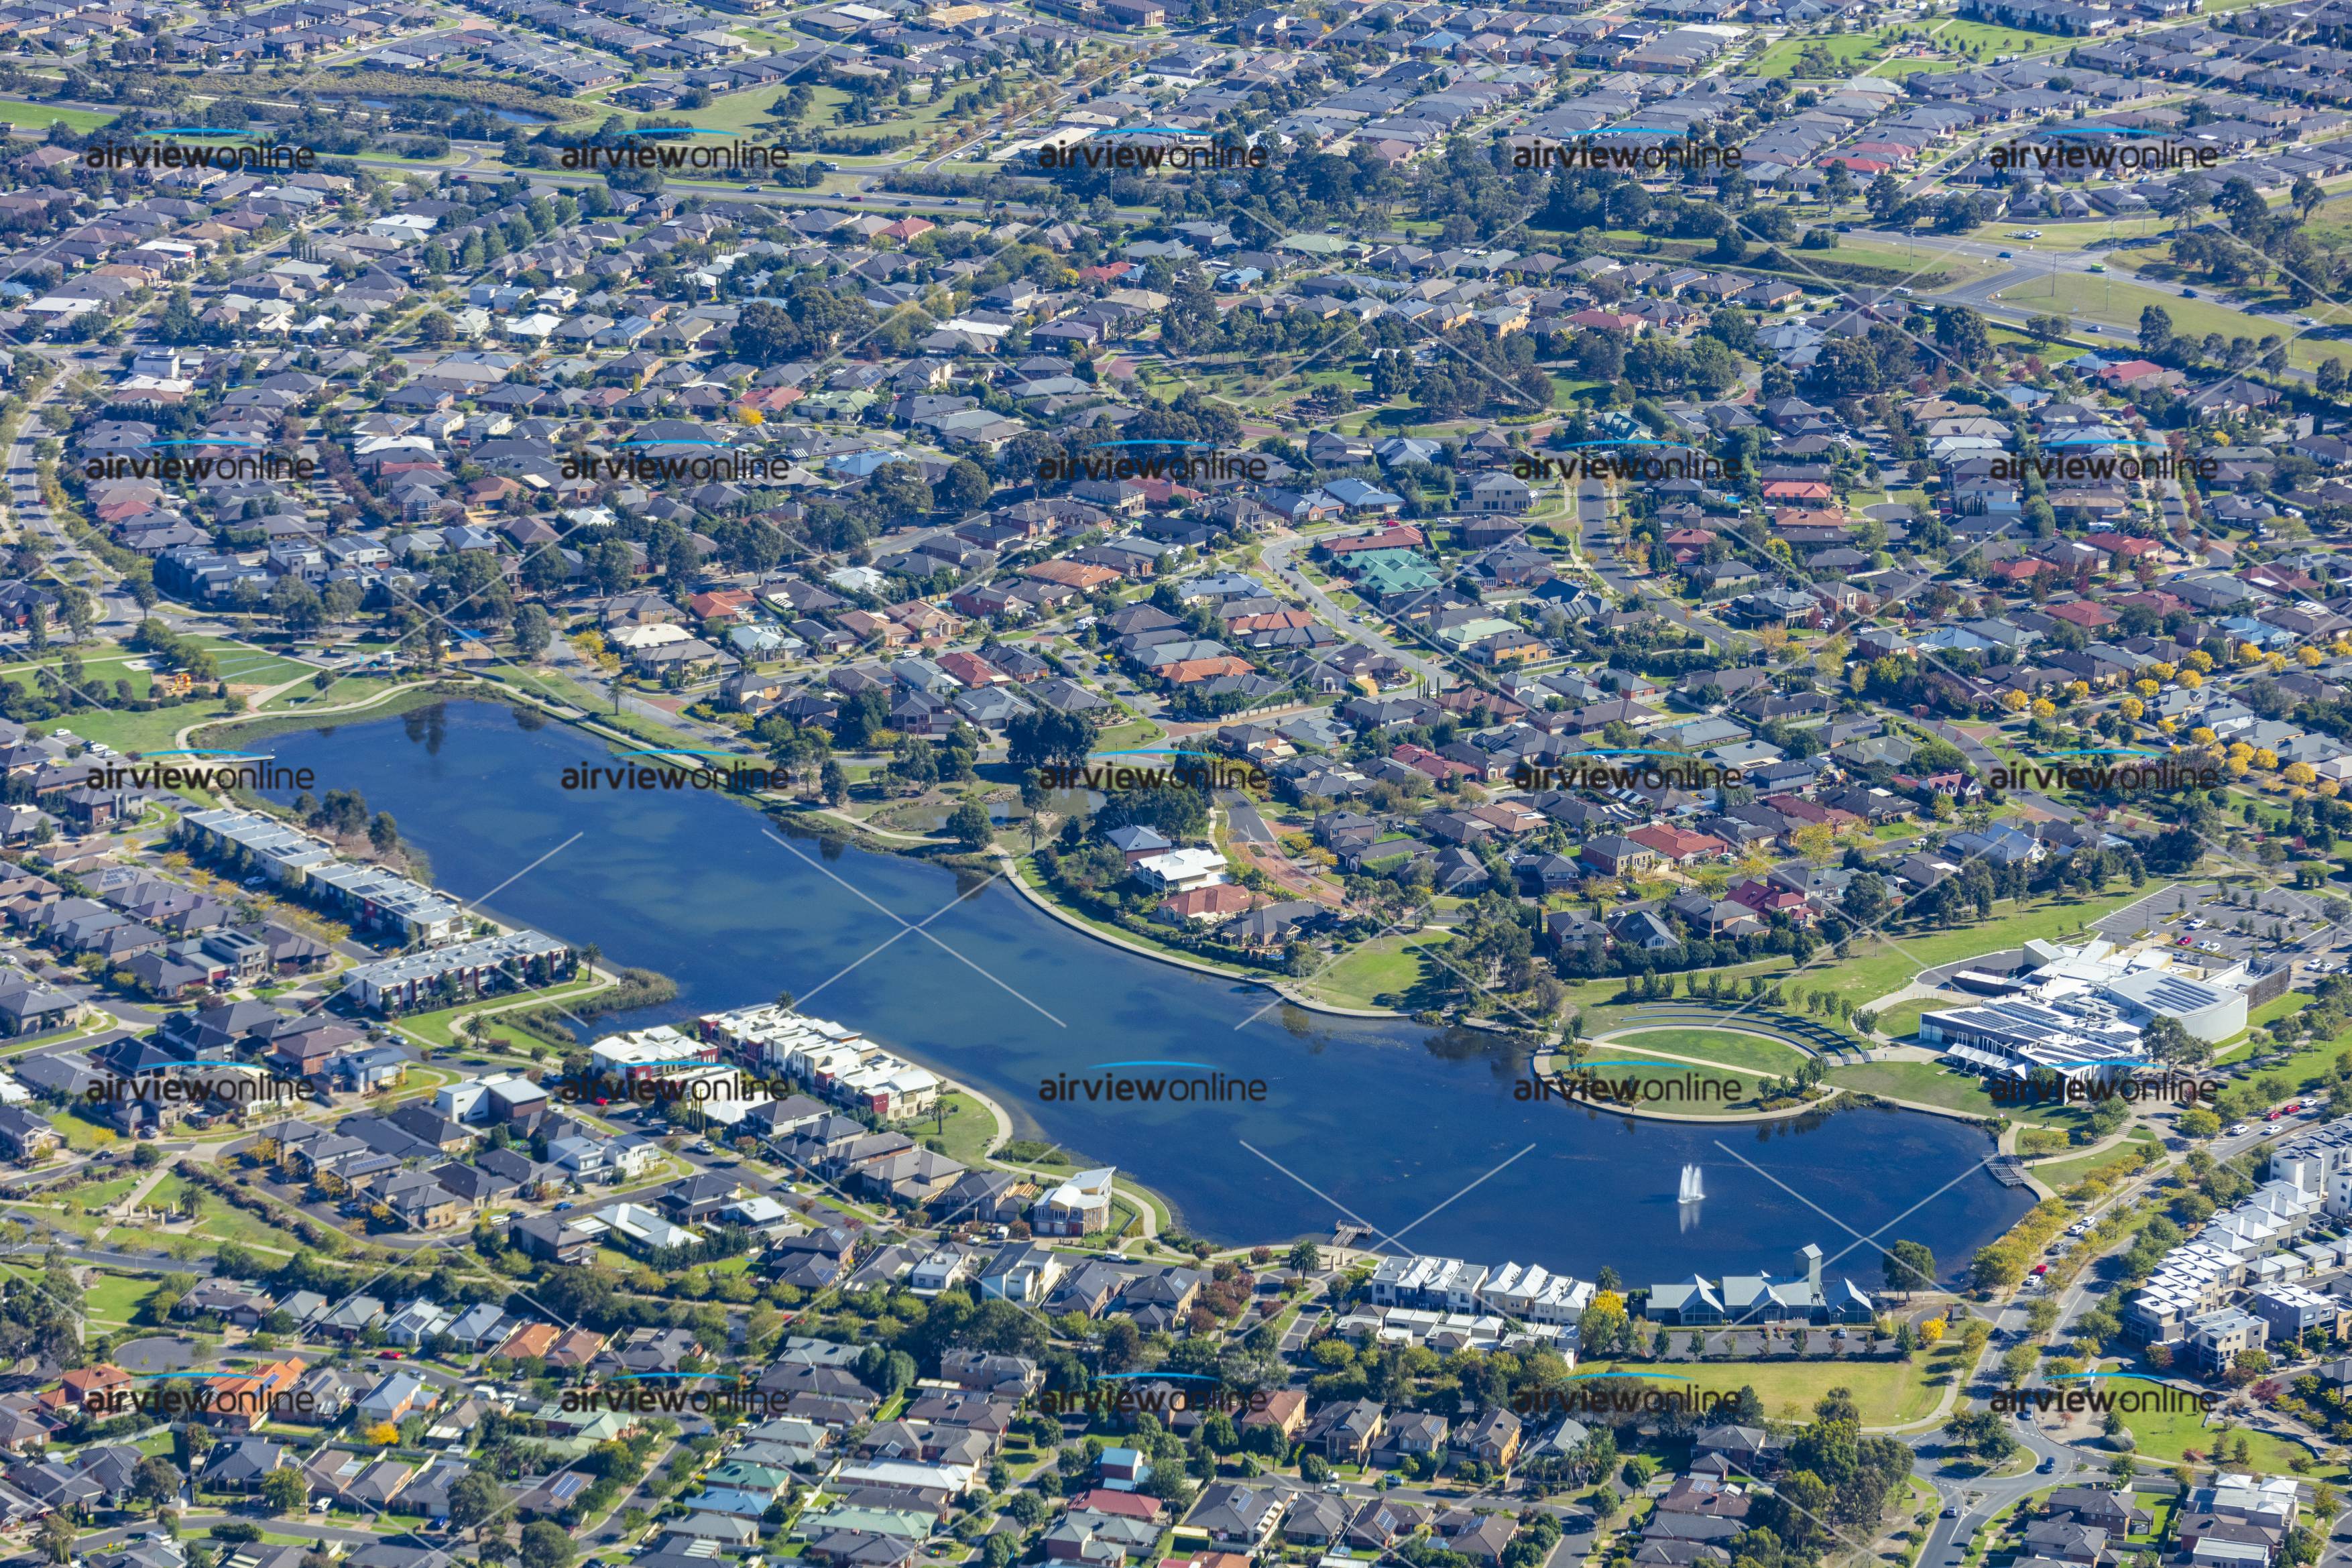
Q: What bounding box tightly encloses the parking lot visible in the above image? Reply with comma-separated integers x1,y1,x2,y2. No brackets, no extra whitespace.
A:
2093,880,2333,965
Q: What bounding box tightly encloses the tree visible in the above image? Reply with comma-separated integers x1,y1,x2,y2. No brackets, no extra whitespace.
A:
369,813,400,857
519,1520,575,1568
947,800,993,851
512,604,552,660
937,459,993,516
820,760,848,805
1289,1240,1321,1274
868,463,933,519
259,1465,306,1516
1006,708,1098,772
1884,1240,1937,1298
447,1469,504,1537
133,1456,182,1514
1934,306,1991,369
2137,1014,2197,1065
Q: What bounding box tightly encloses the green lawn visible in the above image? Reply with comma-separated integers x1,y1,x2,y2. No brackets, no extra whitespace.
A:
1557,1058,1781,1116
82,1271,158,1325
1824,1059,2095,1136
2028,1134,2160,1194
1817,239,2011,292
55,1107,124,1154
1743,29,1901,75
1806,884,2176,1011
1873,1000,1935,1042
0,100,115,133
1588,1349,1960,1426
1991,271,2339,374
192,1203,305,1254
1924,15,2072,51
198,637,318,689
1292,932,1433,1011
1829,1058,2009,1116
2090,1374,2339,1477
917,1090,996,1166
387,973,615,1050
1600,1028,1815,1076
39,701,247,758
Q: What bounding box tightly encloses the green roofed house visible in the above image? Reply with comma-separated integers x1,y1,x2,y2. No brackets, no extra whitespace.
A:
1354,556,1442,598
705,1461,794,1501
1338,546,1429,578
795,1508,934,1543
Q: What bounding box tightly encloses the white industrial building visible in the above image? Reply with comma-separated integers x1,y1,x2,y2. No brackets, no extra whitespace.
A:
1923,938,2252,1083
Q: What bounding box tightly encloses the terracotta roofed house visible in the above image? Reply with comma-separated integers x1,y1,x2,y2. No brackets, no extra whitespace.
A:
1626,823,1729,864
1155,884,1261,927
493,1322,559,1362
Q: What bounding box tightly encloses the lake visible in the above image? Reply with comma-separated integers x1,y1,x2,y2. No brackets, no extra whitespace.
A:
265,700,2035,1283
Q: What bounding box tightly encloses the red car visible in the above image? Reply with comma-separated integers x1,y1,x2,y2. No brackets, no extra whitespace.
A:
2030,1264,2049,1276
376,1349,405,1360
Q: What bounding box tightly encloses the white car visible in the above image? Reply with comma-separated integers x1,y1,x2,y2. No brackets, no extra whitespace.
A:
2228,1123,2250,1136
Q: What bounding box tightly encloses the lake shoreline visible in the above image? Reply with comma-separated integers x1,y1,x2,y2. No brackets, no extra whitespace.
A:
239,695,2036,1279
207,673,1417,1024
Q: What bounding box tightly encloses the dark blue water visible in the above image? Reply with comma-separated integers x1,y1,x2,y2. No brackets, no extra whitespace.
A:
270,701,2033,1281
